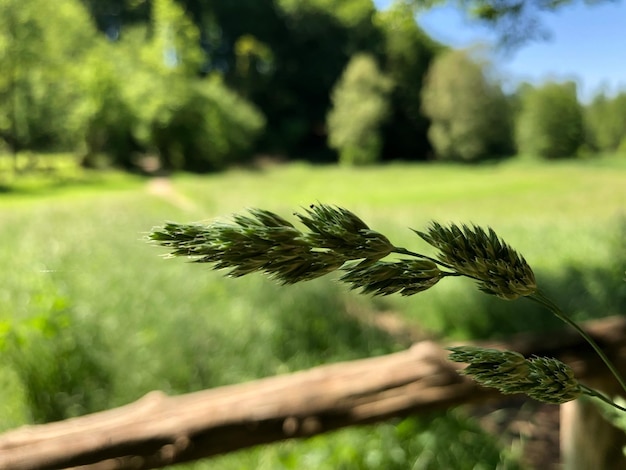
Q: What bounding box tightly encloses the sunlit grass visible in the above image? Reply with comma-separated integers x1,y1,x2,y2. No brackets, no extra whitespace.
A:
0,152,144,205
0,156,624,467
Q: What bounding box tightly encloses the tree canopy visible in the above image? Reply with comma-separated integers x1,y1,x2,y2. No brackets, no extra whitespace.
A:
0,0,96,154
0,0,618,171
421,49,513,161
327,54,393,165
398,0,614,47
584,89,626,154
516,81,584,159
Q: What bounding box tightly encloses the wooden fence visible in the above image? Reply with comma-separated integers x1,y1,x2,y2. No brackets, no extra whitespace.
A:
2,316,626,470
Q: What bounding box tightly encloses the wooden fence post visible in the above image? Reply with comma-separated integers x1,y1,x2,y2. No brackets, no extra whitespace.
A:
561,376,626,469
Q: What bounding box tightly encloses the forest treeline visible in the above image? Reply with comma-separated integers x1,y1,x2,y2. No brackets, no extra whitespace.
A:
1,0,625,172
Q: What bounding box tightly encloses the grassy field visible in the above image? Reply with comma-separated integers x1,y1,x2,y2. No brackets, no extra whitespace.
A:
0,157,624,468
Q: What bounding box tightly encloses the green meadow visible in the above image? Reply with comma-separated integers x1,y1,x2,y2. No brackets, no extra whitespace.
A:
1,157,625,468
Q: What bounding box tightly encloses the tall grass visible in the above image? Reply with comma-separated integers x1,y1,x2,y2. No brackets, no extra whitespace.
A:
1,157,624,467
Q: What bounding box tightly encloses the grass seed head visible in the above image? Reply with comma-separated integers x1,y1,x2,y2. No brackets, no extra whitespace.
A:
526,357,583,404
416,222,537,300
149,205,395,284
448,346,531,393
340,259,442,296
448,346,582,404
296,204,394,261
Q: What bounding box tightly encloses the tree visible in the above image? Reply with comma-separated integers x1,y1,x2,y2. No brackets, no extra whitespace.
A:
516,81,584,159
75,39,141,168
77,0,150,37
154,0,264,170
96,0,381,160
67,0,266,172
327,54,393,165
0,0,97,161
375,2,442,160
255,0,381,158
421,49,513,161
75,0,434,162
395,0,615,47
278,0,376,29
75,0,618,165
146,0,204,75
146,76,266,172
584,89,626,154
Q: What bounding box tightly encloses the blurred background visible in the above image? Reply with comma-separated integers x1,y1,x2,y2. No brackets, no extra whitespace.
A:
0,0,625,468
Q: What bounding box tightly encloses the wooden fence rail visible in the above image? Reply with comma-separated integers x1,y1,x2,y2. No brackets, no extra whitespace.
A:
2,316,626,470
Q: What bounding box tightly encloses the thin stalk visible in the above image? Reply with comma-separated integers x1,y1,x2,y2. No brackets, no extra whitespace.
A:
392,246,483,282
391,247,458,272
580,384,626,413
529,290,626,396
392,246,444,266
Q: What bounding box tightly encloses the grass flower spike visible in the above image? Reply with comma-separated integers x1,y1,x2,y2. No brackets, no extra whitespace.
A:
448,346,532,395
448,346,582,405
340,259,443,296
149,204,393,284
296,204,395,261
151,203,626,412
150,209,338,283
150,205,536,298
525,356,583,404
416,222,537,300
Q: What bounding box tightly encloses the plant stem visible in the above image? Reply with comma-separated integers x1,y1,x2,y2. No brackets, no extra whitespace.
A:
529,290,626,396
580,384,626,413
392,246,440,264
392,247,458,272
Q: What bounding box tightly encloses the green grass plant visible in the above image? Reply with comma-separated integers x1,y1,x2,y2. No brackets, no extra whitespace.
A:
152,202,626,411
0,156,624,467
0,152,144,203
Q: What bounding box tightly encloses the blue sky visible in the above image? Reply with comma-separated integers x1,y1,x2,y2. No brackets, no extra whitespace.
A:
374,1,626,102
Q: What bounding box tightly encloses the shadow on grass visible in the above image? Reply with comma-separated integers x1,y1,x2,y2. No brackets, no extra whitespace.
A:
2,294,113,424
435,223,626,340
0,178,87,198
0,172,145,201
152,279,403,395
267,282,402,369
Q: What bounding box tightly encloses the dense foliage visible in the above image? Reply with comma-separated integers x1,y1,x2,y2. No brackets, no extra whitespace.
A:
0,0,621,171
0,0,95,154
421,49,513,161
0,0,267,172
327,54,393,165
396,0,616,47
375,2,442,160
516,81,584,159
584,90,626,155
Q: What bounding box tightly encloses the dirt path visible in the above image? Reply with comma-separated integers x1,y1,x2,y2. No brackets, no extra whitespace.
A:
146,177,197,212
